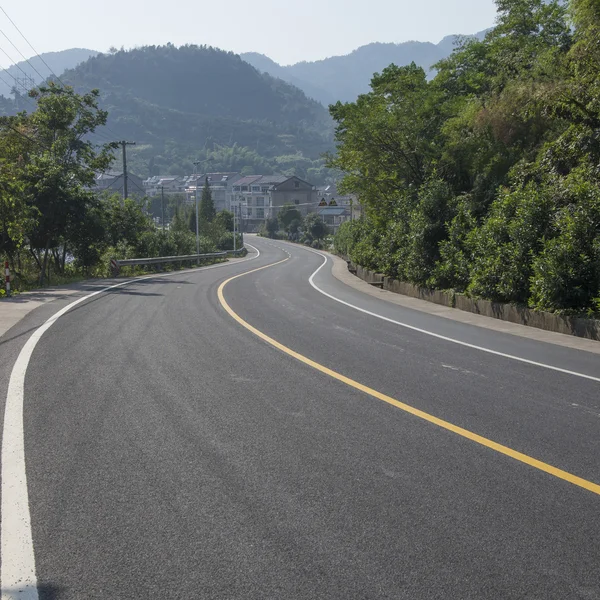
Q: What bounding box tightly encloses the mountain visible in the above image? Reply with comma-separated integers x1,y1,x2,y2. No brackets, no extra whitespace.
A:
59,45,333,177
240,52,336,106
241,30,489,105
0,48,98,97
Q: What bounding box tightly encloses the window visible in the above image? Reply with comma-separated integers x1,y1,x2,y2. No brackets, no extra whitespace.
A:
256,197,264,207
256,207,265,219
261,187,269,193
233,186,240,192
294,181,300,189
252,186,260,192
241,186,248,192
246,207,253,218
294,199,300,205
246,197,253,206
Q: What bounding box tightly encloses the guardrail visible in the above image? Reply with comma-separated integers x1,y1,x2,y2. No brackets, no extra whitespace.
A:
110,248,245,274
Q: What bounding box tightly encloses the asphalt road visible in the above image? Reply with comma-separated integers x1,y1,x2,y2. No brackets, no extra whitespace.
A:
1,237,599,599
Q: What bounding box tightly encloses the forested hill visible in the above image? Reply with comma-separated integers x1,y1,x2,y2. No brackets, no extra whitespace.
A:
60,45,333,173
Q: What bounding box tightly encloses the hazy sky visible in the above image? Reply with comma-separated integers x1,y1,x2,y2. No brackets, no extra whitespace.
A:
1,0,498,66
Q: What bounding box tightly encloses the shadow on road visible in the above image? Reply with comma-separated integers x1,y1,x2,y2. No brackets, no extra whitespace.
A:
1,584,62,599
1,276,193,305
0,275,198,346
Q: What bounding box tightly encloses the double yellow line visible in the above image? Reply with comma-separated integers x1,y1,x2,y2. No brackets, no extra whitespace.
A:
218,257,600,497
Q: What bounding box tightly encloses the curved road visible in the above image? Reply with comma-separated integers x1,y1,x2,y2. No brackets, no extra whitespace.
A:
1,237,599,599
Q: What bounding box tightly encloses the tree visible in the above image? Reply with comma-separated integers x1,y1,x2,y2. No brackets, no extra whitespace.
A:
12,83,116,284
326,0,600,313
265,217,279,238
169,204,189,233
288,218,301,237
199,177,215,224
215,210,234,232
188,205,197,234
304,213,329,241
0,118,35,265
278,204,302,231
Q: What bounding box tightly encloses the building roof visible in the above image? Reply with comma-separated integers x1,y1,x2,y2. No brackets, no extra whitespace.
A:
254,175,290,186
96,171,123,180
233,174,316,189
187,172,240,183
233,175,263,187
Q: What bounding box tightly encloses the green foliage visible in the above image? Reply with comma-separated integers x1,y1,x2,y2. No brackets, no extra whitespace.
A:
264,217,280,239
304,212,329,242
529,171,600,312
57,44,334,181
278,204,302,231
0,82,238,290
1,84,116,285
330,0,600,314
214,210,234,232
199,177,216,223
328,63,442,226
467,181,555,302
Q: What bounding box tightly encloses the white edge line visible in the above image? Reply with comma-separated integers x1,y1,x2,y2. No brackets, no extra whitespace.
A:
1,247,260,599
268,240,600,384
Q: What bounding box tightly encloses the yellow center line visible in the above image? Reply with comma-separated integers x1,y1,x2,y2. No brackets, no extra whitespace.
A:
218,256,600,497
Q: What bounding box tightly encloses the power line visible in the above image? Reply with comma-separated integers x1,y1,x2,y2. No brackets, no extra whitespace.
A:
0,27,45,82
0,70,13,92
0,43,31,80
0,5,66,88
0,120,48,149
129,178,146,195
0,65,36,111
0,6,122,139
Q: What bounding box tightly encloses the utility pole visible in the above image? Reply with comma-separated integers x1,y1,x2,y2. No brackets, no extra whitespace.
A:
193,160,201,263
118,141,136,200
161,186,165,231
233,198,237,254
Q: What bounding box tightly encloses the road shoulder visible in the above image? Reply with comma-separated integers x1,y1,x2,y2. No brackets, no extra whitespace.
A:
327,251,600,355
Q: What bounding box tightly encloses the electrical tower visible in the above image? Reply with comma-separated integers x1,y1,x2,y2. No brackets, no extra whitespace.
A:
14,75,36,95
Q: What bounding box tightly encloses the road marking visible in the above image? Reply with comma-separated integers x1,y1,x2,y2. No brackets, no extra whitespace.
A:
1,249,260,599
218,255,600,497
267,241,600,384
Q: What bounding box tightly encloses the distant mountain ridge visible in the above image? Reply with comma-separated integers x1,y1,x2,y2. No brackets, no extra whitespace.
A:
241,30,489,105
0,48,98,97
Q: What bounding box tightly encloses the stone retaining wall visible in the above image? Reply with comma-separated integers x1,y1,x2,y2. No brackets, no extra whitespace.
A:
347,261,600,341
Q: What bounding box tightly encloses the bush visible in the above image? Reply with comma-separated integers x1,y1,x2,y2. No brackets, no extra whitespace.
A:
529,177,600,313
467,181,555,303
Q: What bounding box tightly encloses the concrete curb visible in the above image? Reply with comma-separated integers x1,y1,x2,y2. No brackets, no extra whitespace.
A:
349,261,600,342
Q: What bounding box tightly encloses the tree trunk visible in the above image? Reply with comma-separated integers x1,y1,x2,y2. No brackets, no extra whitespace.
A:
39,238,51,286
53,248,61,273
29,247,42,271
61,245,67,273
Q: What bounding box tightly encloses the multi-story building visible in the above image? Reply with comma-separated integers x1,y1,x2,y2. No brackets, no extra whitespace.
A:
142,176,186,197
184,172,242,212
232,175,317,231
